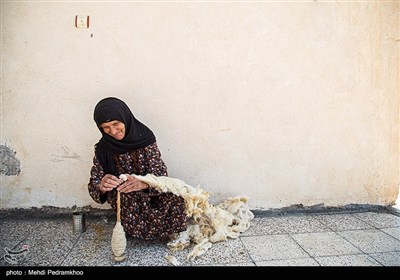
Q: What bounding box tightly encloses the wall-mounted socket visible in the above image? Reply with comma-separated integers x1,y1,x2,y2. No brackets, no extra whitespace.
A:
75,15,89,29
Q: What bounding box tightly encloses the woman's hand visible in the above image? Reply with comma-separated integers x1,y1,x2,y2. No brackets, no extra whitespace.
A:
99,174,123,194
117,175,149,193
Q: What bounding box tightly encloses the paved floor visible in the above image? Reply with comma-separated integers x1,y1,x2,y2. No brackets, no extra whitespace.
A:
1,205,399,268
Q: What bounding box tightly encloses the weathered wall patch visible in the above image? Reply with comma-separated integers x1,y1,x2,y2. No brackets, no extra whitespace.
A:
0,145,21,176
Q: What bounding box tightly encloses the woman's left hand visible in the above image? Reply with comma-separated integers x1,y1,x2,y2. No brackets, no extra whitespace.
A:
117,175,149,193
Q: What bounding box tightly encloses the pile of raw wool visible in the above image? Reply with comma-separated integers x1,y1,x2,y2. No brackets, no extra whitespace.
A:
131,174,254,265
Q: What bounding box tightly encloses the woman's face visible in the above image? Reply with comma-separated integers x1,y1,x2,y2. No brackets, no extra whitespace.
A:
100,120,126,140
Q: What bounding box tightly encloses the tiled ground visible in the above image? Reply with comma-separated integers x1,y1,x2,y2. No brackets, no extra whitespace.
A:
1,207,399,267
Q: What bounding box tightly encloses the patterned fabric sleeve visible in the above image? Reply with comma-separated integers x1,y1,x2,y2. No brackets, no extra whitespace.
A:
143,143,168,176
142,143,168,196
88,155,108,204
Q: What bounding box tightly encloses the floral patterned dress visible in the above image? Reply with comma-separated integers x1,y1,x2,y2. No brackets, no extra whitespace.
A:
88,142,187,240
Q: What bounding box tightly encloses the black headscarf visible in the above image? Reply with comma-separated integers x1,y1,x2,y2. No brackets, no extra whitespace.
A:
93,97,156,175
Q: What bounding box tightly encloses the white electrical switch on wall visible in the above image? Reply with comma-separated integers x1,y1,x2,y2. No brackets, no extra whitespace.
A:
75,15,89,29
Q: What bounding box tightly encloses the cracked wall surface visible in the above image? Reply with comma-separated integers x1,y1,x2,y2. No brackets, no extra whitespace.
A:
0,145,21,176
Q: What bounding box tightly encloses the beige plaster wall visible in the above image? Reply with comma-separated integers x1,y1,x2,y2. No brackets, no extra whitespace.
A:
1,1,399,210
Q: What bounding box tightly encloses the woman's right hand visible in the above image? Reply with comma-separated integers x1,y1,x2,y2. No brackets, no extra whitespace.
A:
99,174,123,194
